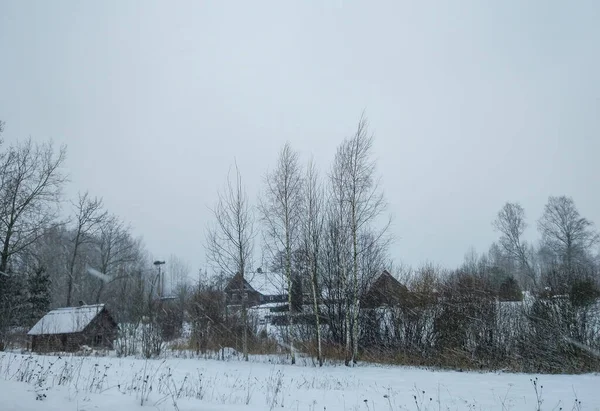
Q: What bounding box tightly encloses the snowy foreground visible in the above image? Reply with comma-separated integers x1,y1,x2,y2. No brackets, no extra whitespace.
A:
1,352,599,411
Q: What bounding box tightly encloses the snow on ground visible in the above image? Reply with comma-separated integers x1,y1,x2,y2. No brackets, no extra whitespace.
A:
1,352,599,411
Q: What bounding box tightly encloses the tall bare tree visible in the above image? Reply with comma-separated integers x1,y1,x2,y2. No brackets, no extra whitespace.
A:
258,142,304,364
93,214,139,303
538,196,599,274
0,138,66,275
301,158,325,366
0,138,66,341
333,114,390,365
493,202,536,288
205,162,255,361
66,192,107,306
329,137,353,364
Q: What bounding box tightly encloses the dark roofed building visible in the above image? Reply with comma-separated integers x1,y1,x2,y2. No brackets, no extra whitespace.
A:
361,270,409,309
28,304,118,353
224,272,287,307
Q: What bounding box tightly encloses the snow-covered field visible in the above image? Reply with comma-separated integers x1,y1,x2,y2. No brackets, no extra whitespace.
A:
1,351,599,411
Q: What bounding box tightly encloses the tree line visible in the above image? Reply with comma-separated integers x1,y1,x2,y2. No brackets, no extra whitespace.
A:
1,116,598,373
0,120,190,353
201,114,600,372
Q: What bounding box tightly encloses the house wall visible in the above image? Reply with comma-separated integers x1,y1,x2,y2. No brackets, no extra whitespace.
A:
84,310,118,349
259,294,287,304
226,289,262,307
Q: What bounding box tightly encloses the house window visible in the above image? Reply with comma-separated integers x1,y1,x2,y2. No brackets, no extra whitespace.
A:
94,335,102,346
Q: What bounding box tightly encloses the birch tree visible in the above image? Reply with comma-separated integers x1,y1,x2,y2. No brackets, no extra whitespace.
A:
301,158,325,366
538,196,599,275
330,137,353,365
334,114,389,365
205,163,255,361
258,142,304,364
493,202,536,288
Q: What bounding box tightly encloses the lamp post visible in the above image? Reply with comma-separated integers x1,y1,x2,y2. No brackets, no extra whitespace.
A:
153,260,166,298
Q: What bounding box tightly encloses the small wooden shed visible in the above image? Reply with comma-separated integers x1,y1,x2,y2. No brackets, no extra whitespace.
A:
27,304,118,353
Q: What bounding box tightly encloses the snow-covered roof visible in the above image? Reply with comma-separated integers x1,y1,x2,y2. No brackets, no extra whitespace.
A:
28,304,106,336
247,272,287,296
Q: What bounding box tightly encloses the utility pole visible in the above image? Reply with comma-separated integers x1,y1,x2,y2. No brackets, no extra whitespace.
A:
153,260,166,298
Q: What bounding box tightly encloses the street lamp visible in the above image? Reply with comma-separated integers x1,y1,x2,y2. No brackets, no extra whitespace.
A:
153,260,166,298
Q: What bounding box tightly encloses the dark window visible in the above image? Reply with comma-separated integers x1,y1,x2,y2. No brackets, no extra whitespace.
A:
94,335,102,346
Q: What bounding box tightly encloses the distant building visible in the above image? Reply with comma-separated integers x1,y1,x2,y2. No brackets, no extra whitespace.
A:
224,272,287,307
27,304,118,353
361,270,410,309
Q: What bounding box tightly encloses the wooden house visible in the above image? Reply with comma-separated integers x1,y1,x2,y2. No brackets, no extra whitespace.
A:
361,270,410,309
224,272,287,308
27,304,118,353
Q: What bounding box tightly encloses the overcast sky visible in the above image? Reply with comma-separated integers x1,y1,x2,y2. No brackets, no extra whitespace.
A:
1,1,599,275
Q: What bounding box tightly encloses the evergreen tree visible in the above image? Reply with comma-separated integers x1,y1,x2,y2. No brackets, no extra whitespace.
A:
27,266,51,325
1,268,27,328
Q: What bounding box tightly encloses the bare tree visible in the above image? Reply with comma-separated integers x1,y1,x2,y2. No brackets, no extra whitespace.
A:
205,162,255,361
320,195,351,349
0,138,67,274
334,114,390,365
93,214,139,303
0,138,66,343
167,254,191,296
258,142,304,364
538,196,599,274
65,192,107,306
493,202,536,288
301,158,325,366
329,135,355,365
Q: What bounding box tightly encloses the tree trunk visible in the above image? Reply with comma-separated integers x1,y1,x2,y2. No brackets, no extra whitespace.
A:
0,220,14,274
285,209,296,365
310,254,322,366
66,228,82,307
240,268,248,361
343,256,351,366
352,211,359,364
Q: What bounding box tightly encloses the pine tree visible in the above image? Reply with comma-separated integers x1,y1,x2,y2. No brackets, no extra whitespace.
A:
1,268,27,329
27,266,51,325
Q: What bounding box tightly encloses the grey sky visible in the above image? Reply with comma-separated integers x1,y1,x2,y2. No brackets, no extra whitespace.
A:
1,1,599,274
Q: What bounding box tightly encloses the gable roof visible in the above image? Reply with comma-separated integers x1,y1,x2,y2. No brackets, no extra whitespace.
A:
28,304,108,336
247,272,286,296
226,272,287,296
225,273,255,293
362,270,409,308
